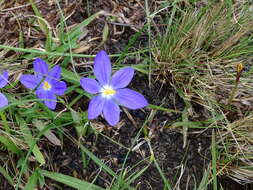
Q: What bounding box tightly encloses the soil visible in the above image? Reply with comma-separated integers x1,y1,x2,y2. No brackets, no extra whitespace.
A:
0,0,252,190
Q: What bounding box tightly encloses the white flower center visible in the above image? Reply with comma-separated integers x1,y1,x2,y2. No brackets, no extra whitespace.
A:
101,85,116,98
43,81,52,91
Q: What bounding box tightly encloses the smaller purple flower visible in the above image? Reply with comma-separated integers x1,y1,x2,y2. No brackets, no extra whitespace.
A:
20,58,67,110
80,50,148,126
0,71,9,108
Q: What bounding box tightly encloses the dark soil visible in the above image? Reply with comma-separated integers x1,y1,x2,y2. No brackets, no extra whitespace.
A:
0,174,13,190
0,0,251,190
36,75,212,190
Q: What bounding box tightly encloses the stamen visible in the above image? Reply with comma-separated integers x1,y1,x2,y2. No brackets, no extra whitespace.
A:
104,89,116,95
101,86,116,98
43,81,52,90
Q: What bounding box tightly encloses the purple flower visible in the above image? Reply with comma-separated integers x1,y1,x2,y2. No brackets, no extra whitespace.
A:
0,71,9,108
80,50,148,126
20,58,67,110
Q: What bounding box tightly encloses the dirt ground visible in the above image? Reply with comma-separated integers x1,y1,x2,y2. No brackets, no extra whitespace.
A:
0,0,252,189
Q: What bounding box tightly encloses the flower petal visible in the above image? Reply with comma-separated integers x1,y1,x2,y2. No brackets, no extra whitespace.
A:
48,65,61,81
94,50,111,85
20,74,41,89
80,78,101,94
111,67,134,89
53,81,67,95
34,58,49,77
0,92,8,108
88,95,105,120
36,90,57,110
114,88,148,109
0,71,8,88
103,99,120,126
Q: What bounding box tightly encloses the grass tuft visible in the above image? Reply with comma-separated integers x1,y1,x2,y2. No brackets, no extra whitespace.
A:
153,2,253,108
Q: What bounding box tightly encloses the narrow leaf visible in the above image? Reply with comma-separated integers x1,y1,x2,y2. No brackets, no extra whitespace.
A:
18,117,45,165
0,165,14,186
211,130,218,190
80,145,118,178
62,68,80,84
0,136,21,154
40,170,104,190
24,170,38,190
33,120,61,146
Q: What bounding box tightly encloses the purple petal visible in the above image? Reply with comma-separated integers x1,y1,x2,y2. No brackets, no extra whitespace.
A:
0,71,8,88
53,81,67,95
114,88,148,109
48,65,61,81
34,58,49,77
88,95,105,120
80,78,101,94
111,67,134,89
0,92,8,108
103,99,120,126
94,50,111,85
36,90,57,110
20,74,41,89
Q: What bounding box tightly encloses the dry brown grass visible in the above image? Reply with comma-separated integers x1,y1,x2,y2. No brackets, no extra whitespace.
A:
153,2,253,110
152,1,253,185
217,114,253,184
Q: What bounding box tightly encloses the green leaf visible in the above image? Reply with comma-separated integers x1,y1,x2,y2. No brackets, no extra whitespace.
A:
70,109,81,124
0,136,22,154
24,170,38,190
40,170,104,190
148,104,181,113
33,119,61,146
29,0,53,52
17,116,46,165
211,130,218,190
62,68,80,84
123,165,149,188
65,12,101,41
0,165,14,186
197,168,210,190
154,159,172,190
0,111,11,133
102,23,109,44
80,145,118,178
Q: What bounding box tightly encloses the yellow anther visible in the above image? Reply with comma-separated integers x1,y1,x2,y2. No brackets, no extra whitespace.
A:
237,63,243,73
43,81,52,90
101,86,116,98
103,89,116,95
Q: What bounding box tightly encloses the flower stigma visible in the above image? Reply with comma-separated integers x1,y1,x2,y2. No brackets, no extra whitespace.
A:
101,85,116,98
43,81,52,91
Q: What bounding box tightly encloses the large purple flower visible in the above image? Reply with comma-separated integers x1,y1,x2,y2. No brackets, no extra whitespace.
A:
80,50,148,126
20,58,67,110
0,71,9,108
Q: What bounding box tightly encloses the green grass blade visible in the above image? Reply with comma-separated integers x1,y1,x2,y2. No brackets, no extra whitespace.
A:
29,0,47,34
80,144,118,178
24,170,38,190
197,169,210,190
62,68,80,84
0,44,149,58
154,159,172,190
65,12,101,40
124,165,149,188
212,130,218,190
0,111,10,133
17,117,45,165
0,165,14,186
148,104,182,113
40,169,104,190
0,136,21,154
15,123,57,190
29,0,53,51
